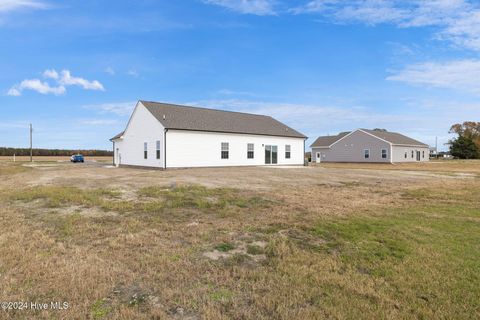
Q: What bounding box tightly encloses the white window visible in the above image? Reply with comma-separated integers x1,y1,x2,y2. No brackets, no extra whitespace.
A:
144,142,148,159
221,142,229,159
285,145,291,159
381,149,388,159
422,151,425,158
364,149,370,159
405,151,407,159
411,150,414,158
247,143,254,159
156,140,161,160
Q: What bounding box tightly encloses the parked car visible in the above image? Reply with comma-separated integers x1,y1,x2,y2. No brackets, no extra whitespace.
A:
70,154,85,163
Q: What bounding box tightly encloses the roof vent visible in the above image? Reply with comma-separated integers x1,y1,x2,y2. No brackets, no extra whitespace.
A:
285,128,289,131
163,114,166,120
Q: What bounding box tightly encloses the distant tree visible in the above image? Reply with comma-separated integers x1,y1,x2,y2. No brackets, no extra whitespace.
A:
373,128,387,132
449,121,480,150
449,136,479,159
0,147,113,157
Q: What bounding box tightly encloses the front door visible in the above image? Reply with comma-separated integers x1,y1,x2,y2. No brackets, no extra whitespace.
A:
416,151,421,161
316,152,321,163
265,145,278,164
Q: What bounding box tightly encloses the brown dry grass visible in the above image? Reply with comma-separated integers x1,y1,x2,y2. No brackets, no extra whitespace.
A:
0,161,478,319
316,159,480,173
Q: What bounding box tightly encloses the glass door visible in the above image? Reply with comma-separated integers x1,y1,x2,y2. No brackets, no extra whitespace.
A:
265,145,271,164
272,146,278,164
265,145,278,164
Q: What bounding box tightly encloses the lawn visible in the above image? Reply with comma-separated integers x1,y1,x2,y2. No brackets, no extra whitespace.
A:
0,161,478,319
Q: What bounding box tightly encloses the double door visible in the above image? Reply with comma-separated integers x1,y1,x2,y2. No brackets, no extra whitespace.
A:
265,145,278,164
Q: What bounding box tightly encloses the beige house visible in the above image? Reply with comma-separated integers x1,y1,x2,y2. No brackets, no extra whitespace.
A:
311,129,429,163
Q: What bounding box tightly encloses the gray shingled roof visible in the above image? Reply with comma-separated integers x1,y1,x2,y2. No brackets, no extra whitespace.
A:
138,101,306,138
362,129,428,146
110,131,124,141
311,129,428,147
310,132,350,147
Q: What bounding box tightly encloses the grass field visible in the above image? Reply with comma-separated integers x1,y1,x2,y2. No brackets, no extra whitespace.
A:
0,161,478,319
0,156,112,163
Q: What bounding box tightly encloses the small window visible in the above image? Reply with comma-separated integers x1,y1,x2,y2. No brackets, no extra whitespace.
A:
405,151,407,159
422,151,425,158
156,140,161,159
144,142,148,159
247,143,254,159
221,142,229,159
285,145,291,159
381,149,387,159
364,149,370,159
411,150,414,158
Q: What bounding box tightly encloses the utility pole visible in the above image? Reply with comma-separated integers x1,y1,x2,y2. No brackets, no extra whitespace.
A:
30,123,33,162
435,136,438,159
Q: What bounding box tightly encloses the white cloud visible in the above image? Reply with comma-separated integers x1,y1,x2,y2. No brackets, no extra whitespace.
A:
127,69,139,77
291,0,480,51
7,69,104,96
8,79,65,96
7,87,21,96
387,59,480,94
105,67,115,75
203,0,277,15
83,101,137,116
43,69,59,79
58,70,104,91
0,0,48,12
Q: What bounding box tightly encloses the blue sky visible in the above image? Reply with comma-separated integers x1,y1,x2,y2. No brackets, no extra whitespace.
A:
1,0,480,151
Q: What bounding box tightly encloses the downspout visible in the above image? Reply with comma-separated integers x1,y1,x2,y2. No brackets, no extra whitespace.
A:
164,129,168,170
303,138,306,166
390,143,393,164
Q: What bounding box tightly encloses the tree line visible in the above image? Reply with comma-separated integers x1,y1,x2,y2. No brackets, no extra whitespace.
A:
449,122,480,159
0,147,113,157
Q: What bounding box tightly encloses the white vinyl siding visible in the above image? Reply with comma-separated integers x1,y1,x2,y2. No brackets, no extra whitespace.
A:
115,102,166,168
166,130,304,168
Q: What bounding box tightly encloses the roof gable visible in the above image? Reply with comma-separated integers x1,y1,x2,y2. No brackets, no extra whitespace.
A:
140,101,306,138
311,129,428,148
310,132,350,147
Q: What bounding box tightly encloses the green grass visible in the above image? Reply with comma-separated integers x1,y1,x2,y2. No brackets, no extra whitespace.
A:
4,184,271,215
138,185,271,212
215,242,235,252
295,187,480,318
91,299,112,320
6,186,123,209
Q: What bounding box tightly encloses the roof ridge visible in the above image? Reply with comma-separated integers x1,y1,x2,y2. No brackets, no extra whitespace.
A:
140,100,272,118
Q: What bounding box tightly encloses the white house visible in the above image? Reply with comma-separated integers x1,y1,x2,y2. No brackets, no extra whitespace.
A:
311,129,430,163
110,101,307,169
